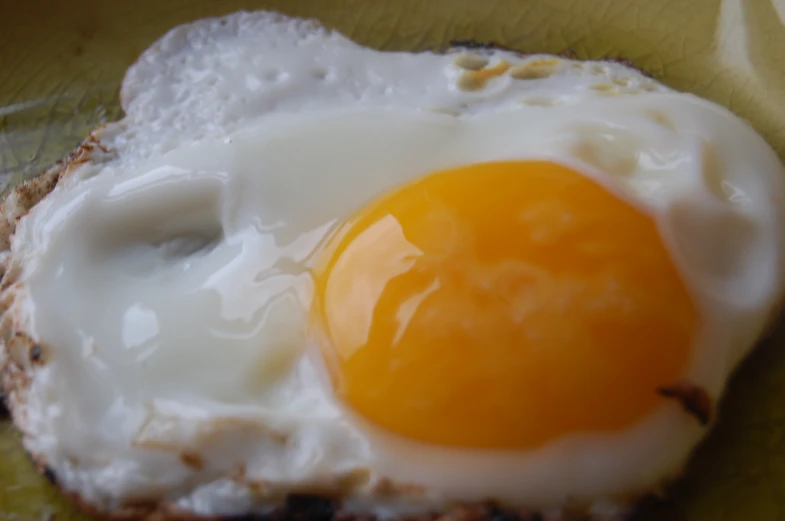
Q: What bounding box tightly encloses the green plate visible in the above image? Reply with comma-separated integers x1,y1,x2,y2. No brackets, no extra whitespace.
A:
2,0,785,520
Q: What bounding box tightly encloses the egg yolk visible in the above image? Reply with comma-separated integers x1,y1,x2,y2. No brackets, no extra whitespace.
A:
311,161,698,449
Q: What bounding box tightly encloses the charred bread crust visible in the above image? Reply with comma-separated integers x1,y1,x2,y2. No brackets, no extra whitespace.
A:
30,482,561,521
0,390,7,417
448,39,522,53
27,448,562,521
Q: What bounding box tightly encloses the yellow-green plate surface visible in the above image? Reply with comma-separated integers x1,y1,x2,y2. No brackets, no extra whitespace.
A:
1,0,785,519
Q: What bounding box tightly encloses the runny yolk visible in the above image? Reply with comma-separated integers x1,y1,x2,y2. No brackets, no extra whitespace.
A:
310,161,698,449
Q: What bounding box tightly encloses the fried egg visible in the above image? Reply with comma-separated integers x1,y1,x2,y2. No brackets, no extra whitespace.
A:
1,10,784,521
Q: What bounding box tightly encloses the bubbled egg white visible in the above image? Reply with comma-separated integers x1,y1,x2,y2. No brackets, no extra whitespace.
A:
2,9,785,520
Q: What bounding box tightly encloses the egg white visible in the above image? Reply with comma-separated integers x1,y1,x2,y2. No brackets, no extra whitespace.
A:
3,9,785,520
